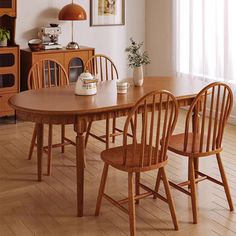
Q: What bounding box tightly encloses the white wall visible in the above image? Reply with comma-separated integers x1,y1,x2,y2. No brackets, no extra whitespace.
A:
16,0,146,79
145,0,174,76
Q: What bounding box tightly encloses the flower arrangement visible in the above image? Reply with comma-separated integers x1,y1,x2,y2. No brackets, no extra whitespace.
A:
125,38,150,68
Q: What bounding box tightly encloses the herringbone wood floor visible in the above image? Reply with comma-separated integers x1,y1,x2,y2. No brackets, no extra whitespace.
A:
0,111,235,236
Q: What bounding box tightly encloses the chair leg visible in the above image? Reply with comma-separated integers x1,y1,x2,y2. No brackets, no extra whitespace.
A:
161,167,179,230
153,169,162,199
216,153,234,211
128,172,136,236
112,117,116,143
95,164,109,216
47,124,53,176
61,124,65,153
106,118,110,150
194,158,199,178
189,157,198,224
85,121,92,148
188,158,191,189
28,124,37,160
135,173,140,204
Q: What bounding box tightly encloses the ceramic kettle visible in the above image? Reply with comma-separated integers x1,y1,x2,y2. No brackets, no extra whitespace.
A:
75,72,98,96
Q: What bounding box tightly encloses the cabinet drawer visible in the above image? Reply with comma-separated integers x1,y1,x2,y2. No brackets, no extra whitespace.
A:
0,93,15,116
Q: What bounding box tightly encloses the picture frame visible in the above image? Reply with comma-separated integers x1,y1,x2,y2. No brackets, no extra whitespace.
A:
90,0,125,26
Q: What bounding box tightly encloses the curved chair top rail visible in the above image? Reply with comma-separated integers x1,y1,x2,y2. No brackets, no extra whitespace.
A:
27,58,69,90
85,54,119,81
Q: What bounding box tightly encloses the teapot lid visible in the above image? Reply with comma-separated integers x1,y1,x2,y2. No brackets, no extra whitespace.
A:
79,71,94,80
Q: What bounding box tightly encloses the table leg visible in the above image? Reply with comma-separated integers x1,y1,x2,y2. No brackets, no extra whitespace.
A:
75,118,87,217
36,123,44,182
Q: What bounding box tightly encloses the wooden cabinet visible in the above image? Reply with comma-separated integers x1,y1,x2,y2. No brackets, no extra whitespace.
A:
0,0,19,117
20,47,95,91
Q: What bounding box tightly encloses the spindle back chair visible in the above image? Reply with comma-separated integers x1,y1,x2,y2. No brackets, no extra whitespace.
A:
85,54,118,81
84,54,121,149
155,82,234,224
122,90,178,171
28,59,69,90
183,82,233,156
27,59,74,176
95,90,179,236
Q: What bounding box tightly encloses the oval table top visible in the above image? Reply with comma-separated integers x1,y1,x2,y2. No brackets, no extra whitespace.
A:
9,77,207,116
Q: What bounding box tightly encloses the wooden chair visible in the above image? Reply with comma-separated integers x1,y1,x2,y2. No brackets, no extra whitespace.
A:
95,90,179,236
27,59,75,176
84,54,120,149
154,82,234,224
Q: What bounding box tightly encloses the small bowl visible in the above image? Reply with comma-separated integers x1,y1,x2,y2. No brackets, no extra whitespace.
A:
28,39,43,51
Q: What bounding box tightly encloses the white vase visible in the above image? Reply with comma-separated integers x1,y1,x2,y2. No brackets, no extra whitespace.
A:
0,39,7,47
133,66,144,86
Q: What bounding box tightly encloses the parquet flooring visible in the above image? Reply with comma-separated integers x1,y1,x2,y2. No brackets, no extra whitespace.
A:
0,111,235,236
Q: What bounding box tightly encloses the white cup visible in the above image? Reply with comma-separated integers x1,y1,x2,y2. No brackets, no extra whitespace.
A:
116,81,130,94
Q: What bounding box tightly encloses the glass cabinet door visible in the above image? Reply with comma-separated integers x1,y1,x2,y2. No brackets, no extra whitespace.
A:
69,58,84,83
0,53,15,67
43,61,59,86
0,0,16,16
0,74,15,89
0,1,12,8
0,0,13,8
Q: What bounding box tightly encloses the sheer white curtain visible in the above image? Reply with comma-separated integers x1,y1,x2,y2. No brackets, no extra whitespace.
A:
175,0,236,84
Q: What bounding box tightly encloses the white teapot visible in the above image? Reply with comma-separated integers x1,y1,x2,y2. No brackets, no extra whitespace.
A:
75,72,98,96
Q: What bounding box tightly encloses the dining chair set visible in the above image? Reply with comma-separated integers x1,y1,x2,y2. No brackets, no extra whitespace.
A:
25,55,234,236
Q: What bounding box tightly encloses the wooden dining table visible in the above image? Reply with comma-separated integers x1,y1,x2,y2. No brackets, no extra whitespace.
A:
8,76,208,217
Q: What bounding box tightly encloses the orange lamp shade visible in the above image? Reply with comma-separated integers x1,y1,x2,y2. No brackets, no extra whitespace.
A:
59,3,87,21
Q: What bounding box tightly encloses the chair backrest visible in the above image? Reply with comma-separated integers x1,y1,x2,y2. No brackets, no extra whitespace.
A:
184,82,233,153
85,54,118,81
27,59,69,90
122,90,178,169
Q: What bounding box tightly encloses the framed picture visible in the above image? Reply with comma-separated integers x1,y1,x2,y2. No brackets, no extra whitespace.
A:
90,0,125,26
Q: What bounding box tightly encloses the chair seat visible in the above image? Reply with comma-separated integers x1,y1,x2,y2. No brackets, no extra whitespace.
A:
101,144,167,172
168,133,222,157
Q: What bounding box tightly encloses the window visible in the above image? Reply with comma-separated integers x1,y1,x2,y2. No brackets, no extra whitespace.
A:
175,0,236,84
